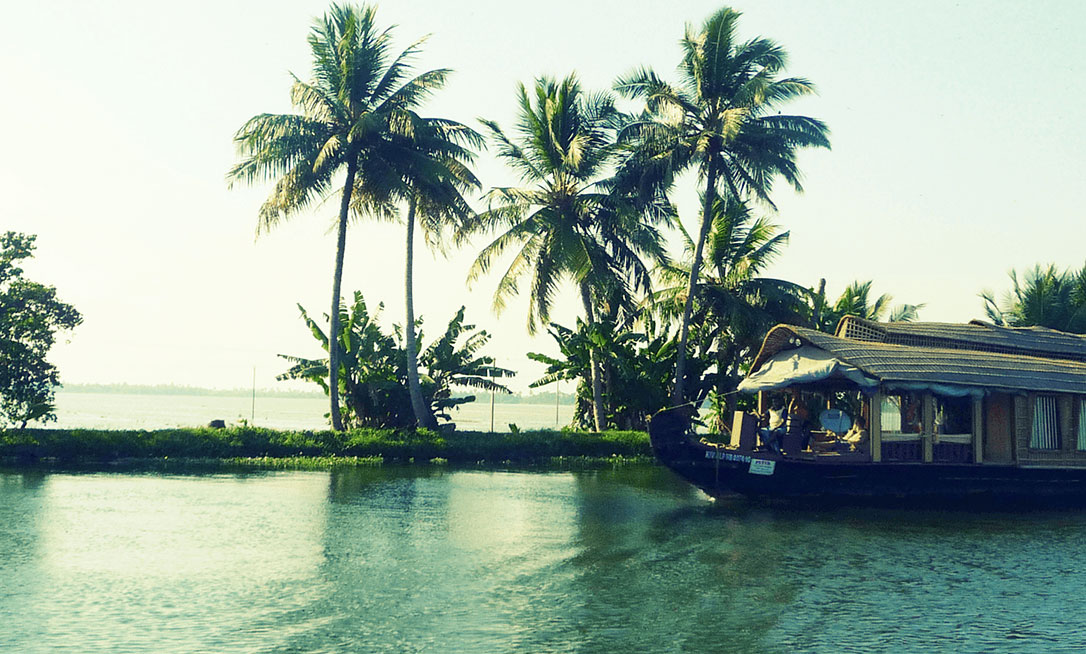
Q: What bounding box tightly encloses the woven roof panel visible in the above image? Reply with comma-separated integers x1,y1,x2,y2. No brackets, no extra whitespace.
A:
836,317,1086,362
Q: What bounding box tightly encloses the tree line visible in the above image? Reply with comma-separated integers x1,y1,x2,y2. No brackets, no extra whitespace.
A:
223,3,1086,433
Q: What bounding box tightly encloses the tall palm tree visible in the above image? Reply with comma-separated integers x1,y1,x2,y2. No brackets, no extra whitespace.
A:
392,120,482,430
653,198,807,414
616,7,830,404
463,74,671,430
229,4,452,429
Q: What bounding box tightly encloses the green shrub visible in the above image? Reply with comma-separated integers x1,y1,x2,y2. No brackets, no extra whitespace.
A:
0,426,651,465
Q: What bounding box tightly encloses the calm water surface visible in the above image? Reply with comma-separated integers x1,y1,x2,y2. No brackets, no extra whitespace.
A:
2,466,1085,653
51,391,573,432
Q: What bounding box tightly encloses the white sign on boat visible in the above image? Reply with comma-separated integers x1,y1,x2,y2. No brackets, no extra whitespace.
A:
749,459,776,476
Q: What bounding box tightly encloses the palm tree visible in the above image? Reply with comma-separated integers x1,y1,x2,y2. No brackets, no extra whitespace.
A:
463,74,670,431
810,279,923,333
391,120,482,430
616,7,830,404
981,264,1086,333
229,4,452,430
652,198,808,417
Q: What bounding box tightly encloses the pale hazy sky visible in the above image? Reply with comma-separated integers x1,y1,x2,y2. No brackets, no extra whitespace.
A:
4,0,1085,393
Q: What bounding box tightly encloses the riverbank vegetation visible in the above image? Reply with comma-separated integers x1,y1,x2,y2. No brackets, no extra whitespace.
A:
0,233,82,428
0,425,650,468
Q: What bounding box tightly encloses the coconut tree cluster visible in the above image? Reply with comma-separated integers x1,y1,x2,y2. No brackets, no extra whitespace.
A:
982,264,1086,333
230,3,959,431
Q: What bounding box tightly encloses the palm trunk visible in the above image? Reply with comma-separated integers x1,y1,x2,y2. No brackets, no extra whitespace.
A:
580,284,606,432
405,193,439,431
672,162,718,405
328,157,358,431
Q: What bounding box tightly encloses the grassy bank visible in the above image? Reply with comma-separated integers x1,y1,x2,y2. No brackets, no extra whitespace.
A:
0,426,653,469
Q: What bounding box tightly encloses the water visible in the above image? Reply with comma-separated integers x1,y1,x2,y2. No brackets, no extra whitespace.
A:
3,466,1085,653
51,391,574,432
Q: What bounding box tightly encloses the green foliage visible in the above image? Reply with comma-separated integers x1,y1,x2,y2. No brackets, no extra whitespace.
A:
228,3,475,430
228,3,460,229
616,7,830,402
653,199,808,423
463,73,672,332
808,279,923,333
529,317,709,431
981,264,1086,333
0,233,82,428
0,426,651,464
278,292,512,428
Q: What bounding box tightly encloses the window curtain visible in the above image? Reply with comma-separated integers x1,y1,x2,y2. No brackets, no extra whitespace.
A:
1078,399,1086,451
1030,396,1060,450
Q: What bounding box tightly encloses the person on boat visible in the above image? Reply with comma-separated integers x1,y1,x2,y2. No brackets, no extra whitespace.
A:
842,416,869,452
786,391,812,450
758,400,787,453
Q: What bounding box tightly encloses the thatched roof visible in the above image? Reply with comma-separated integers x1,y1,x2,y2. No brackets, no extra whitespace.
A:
749,321,1086,395
836,316,1086,363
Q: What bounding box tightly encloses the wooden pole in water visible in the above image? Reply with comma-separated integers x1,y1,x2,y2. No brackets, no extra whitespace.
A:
489,365,495,433
555,380,560,427
251,367,256,423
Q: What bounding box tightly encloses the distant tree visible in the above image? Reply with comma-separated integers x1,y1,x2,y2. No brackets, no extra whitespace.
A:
0,233,82,428
617,6,830,404
229,4,455,430
981,263,1086,333
278,292,512,428
809,279,923,333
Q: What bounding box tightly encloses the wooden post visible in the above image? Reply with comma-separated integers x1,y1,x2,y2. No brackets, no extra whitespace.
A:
972,396,984,463
870,393,882,463
922,394,934,463
555,380,560,427
757,391,767,415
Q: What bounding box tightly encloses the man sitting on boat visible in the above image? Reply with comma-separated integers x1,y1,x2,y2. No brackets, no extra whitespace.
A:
757,399,787,453
786,392,813,452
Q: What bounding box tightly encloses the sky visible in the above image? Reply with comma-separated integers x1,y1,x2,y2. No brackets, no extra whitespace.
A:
4,0,1086,393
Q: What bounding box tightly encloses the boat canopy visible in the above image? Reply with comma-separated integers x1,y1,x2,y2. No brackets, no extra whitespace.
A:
743,321,1086,396
737,345,878,393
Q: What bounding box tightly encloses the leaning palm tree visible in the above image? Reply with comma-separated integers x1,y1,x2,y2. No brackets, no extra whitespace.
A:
653,198,808,415
229,4,452,429
616,7,830,404
463,74,671,430
392,120,482,430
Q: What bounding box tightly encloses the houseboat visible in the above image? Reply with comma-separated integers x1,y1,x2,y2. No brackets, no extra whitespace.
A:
649,317,1086,505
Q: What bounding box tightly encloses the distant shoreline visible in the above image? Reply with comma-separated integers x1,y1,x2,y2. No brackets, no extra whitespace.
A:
56,383,576,405
57,383,325,399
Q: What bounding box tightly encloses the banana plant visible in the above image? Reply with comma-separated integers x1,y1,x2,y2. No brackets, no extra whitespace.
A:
279,292,512,428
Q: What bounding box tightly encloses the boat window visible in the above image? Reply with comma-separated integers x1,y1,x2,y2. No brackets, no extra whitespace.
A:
934,396,972,437
880,393,922,434
1078,399,1086,451
1030,395,1061,450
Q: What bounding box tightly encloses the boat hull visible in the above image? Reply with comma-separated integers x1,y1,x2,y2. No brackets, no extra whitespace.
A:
649,407,1086,506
